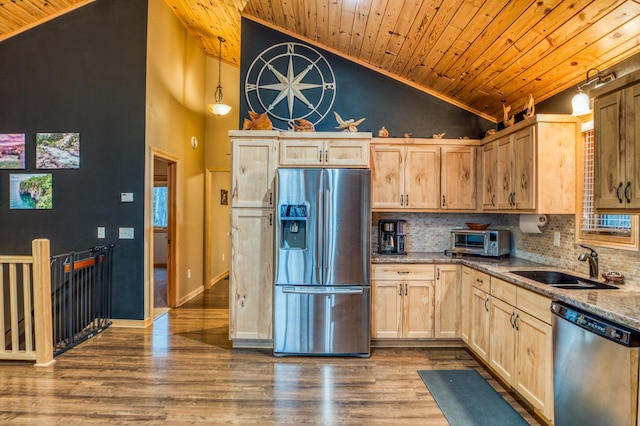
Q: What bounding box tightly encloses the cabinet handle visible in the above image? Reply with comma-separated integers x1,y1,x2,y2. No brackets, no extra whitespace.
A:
400,194,404,206
476,278,483,283
405,283,408,296
398,283,403,296
397,271,409,275
617,182,623,203
509,312,515,328
442,195,446,207
491,194,496,206
269,213,272,226
319,149,323,163
436,268,440,280
269,192,273,205
406,194,409,206
514,313,519,331
325,150,328,163
625,181,632,203
484,297,489,312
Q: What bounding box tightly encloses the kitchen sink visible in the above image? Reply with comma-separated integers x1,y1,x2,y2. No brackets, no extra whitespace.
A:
510,270,619,290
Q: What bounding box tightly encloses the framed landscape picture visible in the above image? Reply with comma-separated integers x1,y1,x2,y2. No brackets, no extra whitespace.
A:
36,132,80,169
0,134,26,169
10,173,53,210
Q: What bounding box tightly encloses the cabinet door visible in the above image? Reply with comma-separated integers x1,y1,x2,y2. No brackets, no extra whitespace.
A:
371,145,404,208
434,265,459,338
440,146,476,209
625,82,640,209
405,146,440,208
325,140,370,167
513,127,535,210
594,90,625,209
489,297,517,384
371,280,402,339
404,280,434,338
460,267,473,343
496,136,514,209
231,140,277,208
279,139,323,166
514,311,553,419
469,287,490,361
229,208,273,340
481,141,498,210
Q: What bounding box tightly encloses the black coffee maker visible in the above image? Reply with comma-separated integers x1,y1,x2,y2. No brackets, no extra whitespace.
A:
378,220,407,255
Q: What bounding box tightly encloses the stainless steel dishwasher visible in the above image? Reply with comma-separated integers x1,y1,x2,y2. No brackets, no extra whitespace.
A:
551,301,640,426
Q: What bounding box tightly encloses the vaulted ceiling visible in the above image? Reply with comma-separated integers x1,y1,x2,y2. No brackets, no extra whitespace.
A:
2,0,640,121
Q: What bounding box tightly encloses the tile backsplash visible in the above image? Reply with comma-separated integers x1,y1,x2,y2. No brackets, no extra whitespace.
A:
372,212,640,288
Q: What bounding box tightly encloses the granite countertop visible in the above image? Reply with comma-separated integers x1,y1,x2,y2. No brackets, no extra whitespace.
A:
372,252,640,330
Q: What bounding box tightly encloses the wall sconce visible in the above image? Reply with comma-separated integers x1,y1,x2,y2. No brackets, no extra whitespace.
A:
571,68,616,116
207,36,232,116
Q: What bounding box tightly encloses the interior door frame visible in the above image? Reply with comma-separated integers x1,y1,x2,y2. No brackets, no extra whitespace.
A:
150,148,179,316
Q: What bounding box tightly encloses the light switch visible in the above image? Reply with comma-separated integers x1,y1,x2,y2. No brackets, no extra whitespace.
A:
120,192,134,203
97,227,105,239
119,227,134,239
553,232,561,247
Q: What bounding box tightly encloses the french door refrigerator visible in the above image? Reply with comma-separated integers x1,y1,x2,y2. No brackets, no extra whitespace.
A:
273,168,371,356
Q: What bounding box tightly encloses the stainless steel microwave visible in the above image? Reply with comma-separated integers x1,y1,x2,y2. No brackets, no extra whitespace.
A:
449,229,511,258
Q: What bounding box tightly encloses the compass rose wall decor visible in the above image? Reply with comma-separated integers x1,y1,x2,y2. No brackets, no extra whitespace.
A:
245,42,336,131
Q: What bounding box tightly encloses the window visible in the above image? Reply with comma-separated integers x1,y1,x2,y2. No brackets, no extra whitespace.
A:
153,185,168,228
577,128,638,249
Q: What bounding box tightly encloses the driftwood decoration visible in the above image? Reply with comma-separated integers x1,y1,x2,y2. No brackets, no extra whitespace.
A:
242,111,273,130
334,111,365,132
523,94,535,119
503,104,514,127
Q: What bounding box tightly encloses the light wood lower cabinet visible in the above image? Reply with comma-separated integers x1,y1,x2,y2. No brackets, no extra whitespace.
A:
460,266,489,343
469,285,491,361
488,277,553,421
371,264,435,339
434,264,459,338
229,208,273,341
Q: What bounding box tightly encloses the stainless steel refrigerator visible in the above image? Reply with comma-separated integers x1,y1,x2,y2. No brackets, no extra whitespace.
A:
273,168,371,356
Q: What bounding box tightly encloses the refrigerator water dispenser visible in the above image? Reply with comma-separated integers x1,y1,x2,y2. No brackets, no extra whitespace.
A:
280,204,307,249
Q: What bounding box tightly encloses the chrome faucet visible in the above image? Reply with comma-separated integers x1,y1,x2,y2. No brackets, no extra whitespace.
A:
578,244,599,279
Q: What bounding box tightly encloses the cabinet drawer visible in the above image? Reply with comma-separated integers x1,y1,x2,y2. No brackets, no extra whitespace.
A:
372,264,435,281
491,277,517,306
472,270,490,293
517,287,552,324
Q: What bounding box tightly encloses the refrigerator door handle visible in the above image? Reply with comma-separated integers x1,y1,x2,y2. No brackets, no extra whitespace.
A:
317,189,324,281
325,189,330,271
281,286,364,295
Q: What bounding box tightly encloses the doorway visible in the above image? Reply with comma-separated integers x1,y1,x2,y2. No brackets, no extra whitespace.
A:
152,154,177,319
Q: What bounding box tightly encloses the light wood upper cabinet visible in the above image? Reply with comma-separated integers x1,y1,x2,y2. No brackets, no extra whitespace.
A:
441,146,476,210
481,115,579,213
279,132,370,167
371,141,479,211
593,75,640,211
434,264,459,338
481,141,498,210
230,132,279,208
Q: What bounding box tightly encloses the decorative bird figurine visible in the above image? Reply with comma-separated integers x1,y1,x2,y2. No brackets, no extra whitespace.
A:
503,104,514,127
432,132,446,139
334,111,365,132
293,119,315,132
242,111,273,130
523,94,535,119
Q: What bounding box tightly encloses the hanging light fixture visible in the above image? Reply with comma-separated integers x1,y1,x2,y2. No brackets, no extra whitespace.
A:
571,68,616,116
207,36,232,116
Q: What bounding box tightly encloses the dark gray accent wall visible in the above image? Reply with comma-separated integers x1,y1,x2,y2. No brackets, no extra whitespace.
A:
240,18,494,138
0,0,148,320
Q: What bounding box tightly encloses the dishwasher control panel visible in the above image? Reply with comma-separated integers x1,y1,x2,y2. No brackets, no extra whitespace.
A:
551,301,640,346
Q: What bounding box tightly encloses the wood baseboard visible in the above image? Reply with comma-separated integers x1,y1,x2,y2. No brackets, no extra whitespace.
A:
371,338,465,348
111,318,152,328
206,270,229,289
177,285,204,307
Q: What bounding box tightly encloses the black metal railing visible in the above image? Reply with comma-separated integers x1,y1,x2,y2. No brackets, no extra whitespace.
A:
50,245,113,356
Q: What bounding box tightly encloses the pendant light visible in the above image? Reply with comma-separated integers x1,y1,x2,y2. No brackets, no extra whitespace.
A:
207,36,231,116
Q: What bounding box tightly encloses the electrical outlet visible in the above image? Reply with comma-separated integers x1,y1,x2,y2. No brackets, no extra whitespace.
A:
119,227,134,239
97,227,105,239
553,231,561,247
222,253,225,261
187,269,191,279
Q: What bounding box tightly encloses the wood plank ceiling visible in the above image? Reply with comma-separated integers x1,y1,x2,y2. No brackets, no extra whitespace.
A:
1,1,639,121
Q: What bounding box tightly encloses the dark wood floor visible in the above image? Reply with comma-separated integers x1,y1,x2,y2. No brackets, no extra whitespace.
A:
0,280,539,424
